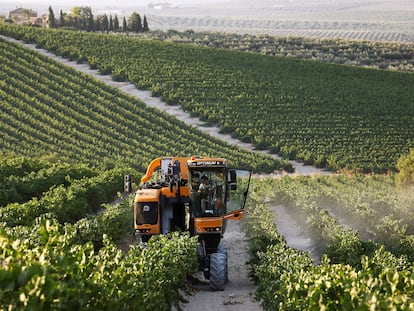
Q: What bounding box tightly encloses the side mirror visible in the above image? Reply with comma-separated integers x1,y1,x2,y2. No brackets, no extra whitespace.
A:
229,169,237,190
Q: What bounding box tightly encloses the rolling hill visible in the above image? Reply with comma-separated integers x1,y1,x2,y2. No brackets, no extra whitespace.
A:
0,34,281,173
1,24,412,172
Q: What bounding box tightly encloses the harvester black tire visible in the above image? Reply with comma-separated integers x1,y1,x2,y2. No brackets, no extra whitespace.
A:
217,242,227,256
217,242,229,283
209,252,226,291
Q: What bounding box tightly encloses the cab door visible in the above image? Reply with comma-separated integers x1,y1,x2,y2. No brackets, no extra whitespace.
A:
224,169,252,221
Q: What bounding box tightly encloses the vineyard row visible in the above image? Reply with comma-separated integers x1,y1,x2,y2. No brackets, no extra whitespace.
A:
1,25,413,172
0,35,283,173
0,156,199,310
245,176,414,309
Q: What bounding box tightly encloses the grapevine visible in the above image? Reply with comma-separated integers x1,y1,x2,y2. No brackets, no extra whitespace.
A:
1,24,413,172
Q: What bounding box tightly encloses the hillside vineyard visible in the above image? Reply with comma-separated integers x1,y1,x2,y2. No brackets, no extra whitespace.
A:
1,22,414,310
246,175,414,310
0,35,281,173
1,24,413,173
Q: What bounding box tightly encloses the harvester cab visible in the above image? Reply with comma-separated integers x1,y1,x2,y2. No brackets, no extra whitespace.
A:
132,156,251,290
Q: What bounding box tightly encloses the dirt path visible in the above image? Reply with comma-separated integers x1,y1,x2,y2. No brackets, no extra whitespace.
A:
181,220,260,311
3,35,332,310
270,204,321,265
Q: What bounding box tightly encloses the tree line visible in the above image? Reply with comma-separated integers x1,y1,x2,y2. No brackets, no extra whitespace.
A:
48,6,149,33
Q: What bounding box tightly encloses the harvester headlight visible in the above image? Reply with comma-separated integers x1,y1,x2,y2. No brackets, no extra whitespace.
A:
136,229,151,233
205,227,221,232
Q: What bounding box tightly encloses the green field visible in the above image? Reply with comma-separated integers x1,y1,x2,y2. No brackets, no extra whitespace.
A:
1,24,413,172
245,175,414,310
0,30,284,308
1,24,414,310
0,34,282,173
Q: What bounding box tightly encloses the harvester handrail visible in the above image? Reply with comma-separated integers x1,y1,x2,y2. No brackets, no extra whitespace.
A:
140,157,162,183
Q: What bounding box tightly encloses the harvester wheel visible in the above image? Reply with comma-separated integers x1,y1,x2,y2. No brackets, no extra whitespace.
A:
209,252,226,291
217,242,227,256
217,242,229,283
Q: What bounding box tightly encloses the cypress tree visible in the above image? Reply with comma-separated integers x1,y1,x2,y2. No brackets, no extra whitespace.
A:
122,17,128,33
59,9,64,27
87,8,94,31
143,15,149,32
137,14,143,32
128,12,142,32
103,14,109,33
48,6,56,28
109,15,113,32
113,15,119,31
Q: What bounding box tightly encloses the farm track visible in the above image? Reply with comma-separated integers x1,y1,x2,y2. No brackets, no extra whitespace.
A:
3,35,332,310
270,204,321,265
180,221,261,311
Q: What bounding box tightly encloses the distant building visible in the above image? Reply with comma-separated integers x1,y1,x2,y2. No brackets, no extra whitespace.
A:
39,14,49,28
9,7,38,25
